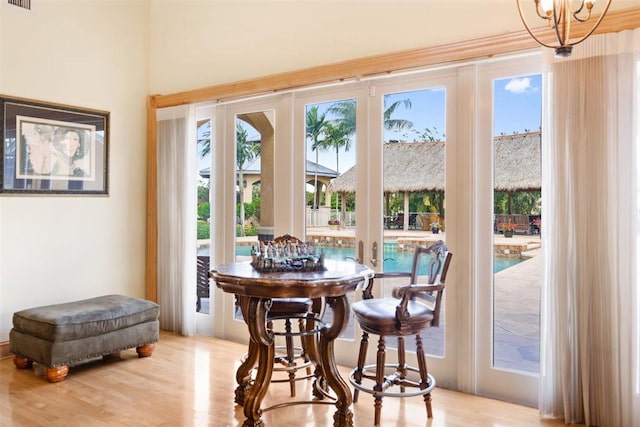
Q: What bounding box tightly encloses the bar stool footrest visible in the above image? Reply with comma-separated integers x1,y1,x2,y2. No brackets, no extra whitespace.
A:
349,363,436,398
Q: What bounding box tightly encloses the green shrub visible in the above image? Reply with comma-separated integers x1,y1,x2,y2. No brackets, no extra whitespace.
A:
197,221,210,240
198,202,210,221
236,224,258,237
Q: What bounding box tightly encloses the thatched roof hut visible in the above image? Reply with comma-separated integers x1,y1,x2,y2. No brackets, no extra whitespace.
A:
327,132,541,194
493,132,541,191
328,141,445,194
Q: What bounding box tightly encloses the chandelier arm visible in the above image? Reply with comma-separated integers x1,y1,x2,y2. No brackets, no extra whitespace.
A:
516,0,560,49
573,2,593,24
534,0,552,20
573,1,586,16
573,13,591,24
566,0,612,47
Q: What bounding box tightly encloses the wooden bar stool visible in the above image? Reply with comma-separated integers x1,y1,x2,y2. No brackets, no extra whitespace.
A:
238,297,322,398
350,241,452,425
267,298,317,396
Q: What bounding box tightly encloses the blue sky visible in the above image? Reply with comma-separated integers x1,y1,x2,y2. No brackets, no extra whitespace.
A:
493,74,542,136
305,73,543,174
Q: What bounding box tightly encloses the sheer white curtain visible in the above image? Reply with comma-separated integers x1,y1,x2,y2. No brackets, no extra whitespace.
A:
540,29,640,426
156,105,197,336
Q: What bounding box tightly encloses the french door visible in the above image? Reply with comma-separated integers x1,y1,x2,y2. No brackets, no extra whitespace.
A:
354,71,460,389
290,72,460,388
293,85,368,363
209,96,294,342
476,55,542,406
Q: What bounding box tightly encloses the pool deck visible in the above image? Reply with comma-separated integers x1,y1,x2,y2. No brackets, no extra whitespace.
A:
494,246,540,373
234,227,541,253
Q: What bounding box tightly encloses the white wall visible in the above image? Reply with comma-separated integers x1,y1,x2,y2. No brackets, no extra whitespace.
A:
148,0,638,95
148,0,516,94
0,1,149,341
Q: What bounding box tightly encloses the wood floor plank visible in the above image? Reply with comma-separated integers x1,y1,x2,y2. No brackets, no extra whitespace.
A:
0,331,576,426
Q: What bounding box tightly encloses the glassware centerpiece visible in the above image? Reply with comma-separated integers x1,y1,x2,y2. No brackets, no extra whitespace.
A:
250,236,326,272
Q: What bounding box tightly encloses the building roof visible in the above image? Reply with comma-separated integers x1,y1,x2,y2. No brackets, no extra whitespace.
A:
327,132,541,194
198,157,338,179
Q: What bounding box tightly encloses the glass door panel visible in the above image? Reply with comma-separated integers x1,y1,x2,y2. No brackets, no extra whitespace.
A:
234,116,264,261
196,117,212,315
492,74,542,374
477,56,542,406
304,97,358,341
366,71,457,389
294,86,368,366
304,98,356,260
211,98,282,339
380,87,447,358
195,104,217,337
232,112,273,325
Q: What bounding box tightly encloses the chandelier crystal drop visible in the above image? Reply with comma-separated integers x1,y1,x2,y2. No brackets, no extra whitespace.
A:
516,0,612,57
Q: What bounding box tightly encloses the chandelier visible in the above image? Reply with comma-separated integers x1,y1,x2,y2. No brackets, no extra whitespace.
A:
516,0,612,57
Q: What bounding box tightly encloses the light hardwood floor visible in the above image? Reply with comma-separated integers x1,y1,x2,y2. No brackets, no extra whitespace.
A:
0,331,574,427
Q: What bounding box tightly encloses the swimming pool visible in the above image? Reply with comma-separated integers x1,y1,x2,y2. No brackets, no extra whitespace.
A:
229,243,521,274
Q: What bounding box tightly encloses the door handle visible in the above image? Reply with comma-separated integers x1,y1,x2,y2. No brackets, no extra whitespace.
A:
357,240,364,264
371,241,378,267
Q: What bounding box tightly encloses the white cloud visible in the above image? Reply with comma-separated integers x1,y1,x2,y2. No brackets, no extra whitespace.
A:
504,77,537,94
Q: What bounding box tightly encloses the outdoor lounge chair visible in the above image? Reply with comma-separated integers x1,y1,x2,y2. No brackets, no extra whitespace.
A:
196,255,210,312
409,213,418,229
390,213,404,229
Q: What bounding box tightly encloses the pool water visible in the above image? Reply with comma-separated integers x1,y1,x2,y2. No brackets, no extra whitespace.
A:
232,243,521,274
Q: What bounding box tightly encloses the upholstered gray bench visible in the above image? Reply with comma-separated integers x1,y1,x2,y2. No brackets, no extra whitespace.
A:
10,294,160,382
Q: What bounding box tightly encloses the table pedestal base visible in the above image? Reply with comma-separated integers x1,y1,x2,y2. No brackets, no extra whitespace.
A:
212,260,373,427
236,295,354,427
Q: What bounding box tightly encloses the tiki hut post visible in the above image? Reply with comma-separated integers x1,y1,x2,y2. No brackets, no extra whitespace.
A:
403,192,410,230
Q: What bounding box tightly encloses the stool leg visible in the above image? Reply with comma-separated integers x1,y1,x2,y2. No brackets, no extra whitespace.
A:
374,336,386,426
267,320,275,366
298,318,312,377
352,331,369,402
397,336,406,394
284,318,296,397
415,334,433,418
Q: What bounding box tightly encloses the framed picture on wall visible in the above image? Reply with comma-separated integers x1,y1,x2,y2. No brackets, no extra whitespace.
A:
0,95,109,195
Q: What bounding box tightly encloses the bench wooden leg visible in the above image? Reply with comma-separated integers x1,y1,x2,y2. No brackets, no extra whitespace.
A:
45,365,69,382
13,355,33,369
136,343,155,358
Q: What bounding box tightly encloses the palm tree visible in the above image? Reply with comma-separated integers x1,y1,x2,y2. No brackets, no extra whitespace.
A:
321,120,352,221
323,120,351,175
236,122,260,237
327,97,414,135
306,106,327,209
326,99,356,137
383,98,413,131
198,120,211,157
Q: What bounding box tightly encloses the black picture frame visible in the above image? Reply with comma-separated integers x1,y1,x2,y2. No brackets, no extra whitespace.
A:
0,95,109,195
